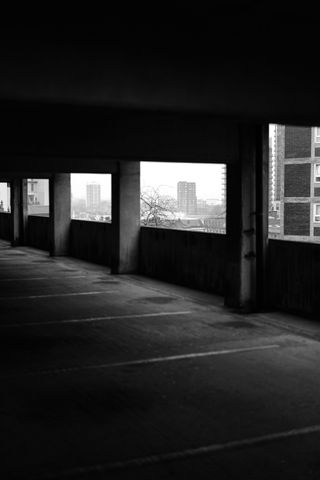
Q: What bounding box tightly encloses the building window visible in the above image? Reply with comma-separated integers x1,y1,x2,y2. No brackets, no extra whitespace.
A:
27,178,49,216
315,164,320,183
71,174,111,222
314,204,320,223
315,128,320,144
0,182,11,213
140,162,226,233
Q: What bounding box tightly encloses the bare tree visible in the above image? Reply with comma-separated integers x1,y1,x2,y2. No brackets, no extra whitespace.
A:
140,187,177,226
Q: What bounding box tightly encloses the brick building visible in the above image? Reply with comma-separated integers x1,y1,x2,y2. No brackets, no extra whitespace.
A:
274,125,320,242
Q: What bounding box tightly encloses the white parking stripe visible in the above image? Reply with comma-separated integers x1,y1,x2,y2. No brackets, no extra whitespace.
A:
0,290,116,300
0,311,192,328
0,310,192,328
6,344,279,377
40,423,320,478
0,275,88,282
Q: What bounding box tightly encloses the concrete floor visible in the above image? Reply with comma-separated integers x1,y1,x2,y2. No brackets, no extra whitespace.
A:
1,240,320,479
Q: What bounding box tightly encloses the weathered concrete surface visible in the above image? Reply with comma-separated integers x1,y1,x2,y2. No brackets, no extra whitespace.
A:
268,239,320,318
7,214,320,320
140,227,225,294
111,161,140,274
27,215,50,251
0,104,239,165
49,173,71,256
2,240,320,479
10,178,23,246
225,125,269,312
0,212,11,240
70,220,112,266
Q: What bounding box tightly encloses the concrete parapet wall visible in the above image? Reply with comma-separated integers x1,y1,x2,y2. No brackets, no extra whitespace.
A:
268,239,320,317
70,220,112,266
0,212,12,241
139,227,225,294
27,215,50,251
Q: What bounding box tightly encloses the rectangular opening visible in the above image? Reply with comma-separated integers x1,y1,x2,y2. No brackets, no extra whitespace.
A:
141,162,226,233
27,178,49,216
269,124,320,242
0,182,11,213
71,174,111,222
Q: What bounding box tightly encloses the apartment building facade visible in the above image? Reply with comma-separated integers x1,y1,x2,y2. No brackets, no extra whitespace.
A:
272,125,320,242
177,181,197,215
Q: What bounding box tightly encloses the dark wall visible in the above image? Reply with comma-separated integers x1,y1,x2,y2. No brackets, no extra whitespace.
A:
268,239,320,317
139,227,225,294
0,212,11,241
70,220,112,266
285,126,312,159
27,215,50,251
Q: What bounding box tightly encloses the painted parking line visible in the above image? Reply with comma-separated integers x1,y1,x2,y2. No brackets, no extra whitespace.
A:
0,290,116,301
0,310,192,328
6,344,279,378
0,275,89,282
39,423,320,478
0,264,63,269
0,257,35,261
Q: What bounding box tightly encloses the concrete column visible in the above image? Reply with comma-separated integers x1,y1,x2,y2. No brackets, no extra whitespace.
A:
255,124,269,309
111,161,140,273
49,174,71,256
20,179,28,244
10,178,28,246
225,124,269,311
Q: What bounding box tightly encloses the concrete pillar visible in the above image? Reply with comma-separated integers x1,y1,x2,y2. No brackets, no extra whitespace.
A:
49,174,71,256
255,124,269,309
20,179,28,244
225,124,269,311
10,178,28,246
111,161,140,273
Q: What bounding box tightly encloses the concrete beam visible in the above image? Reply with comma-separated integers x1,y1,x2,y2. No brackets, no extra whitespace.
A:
225,124,269,311
49,174,71,256
111,161,140,273
0,156,118,175
0,106,239,165
0,172,53,180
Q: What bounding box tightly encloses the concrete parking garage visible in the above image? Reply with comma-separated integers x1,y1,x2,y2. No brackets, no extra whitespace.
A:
2,239,320,479
3,11,320,479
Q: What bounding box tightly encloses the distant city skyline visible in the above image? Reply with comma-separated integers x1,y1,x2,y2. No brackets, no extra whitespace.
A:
71,164,226,202
71,174,111,200
141,162,224,200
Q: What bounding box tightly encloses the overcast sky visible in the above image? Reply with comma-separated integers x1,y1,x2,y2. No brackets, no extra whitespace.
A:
71,163,225,201
141,162,224,200
71,174,112,200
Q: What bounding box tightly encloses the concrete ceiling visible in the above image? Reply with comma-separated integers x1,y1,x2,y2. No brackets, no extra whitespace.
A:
1,4,320,124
